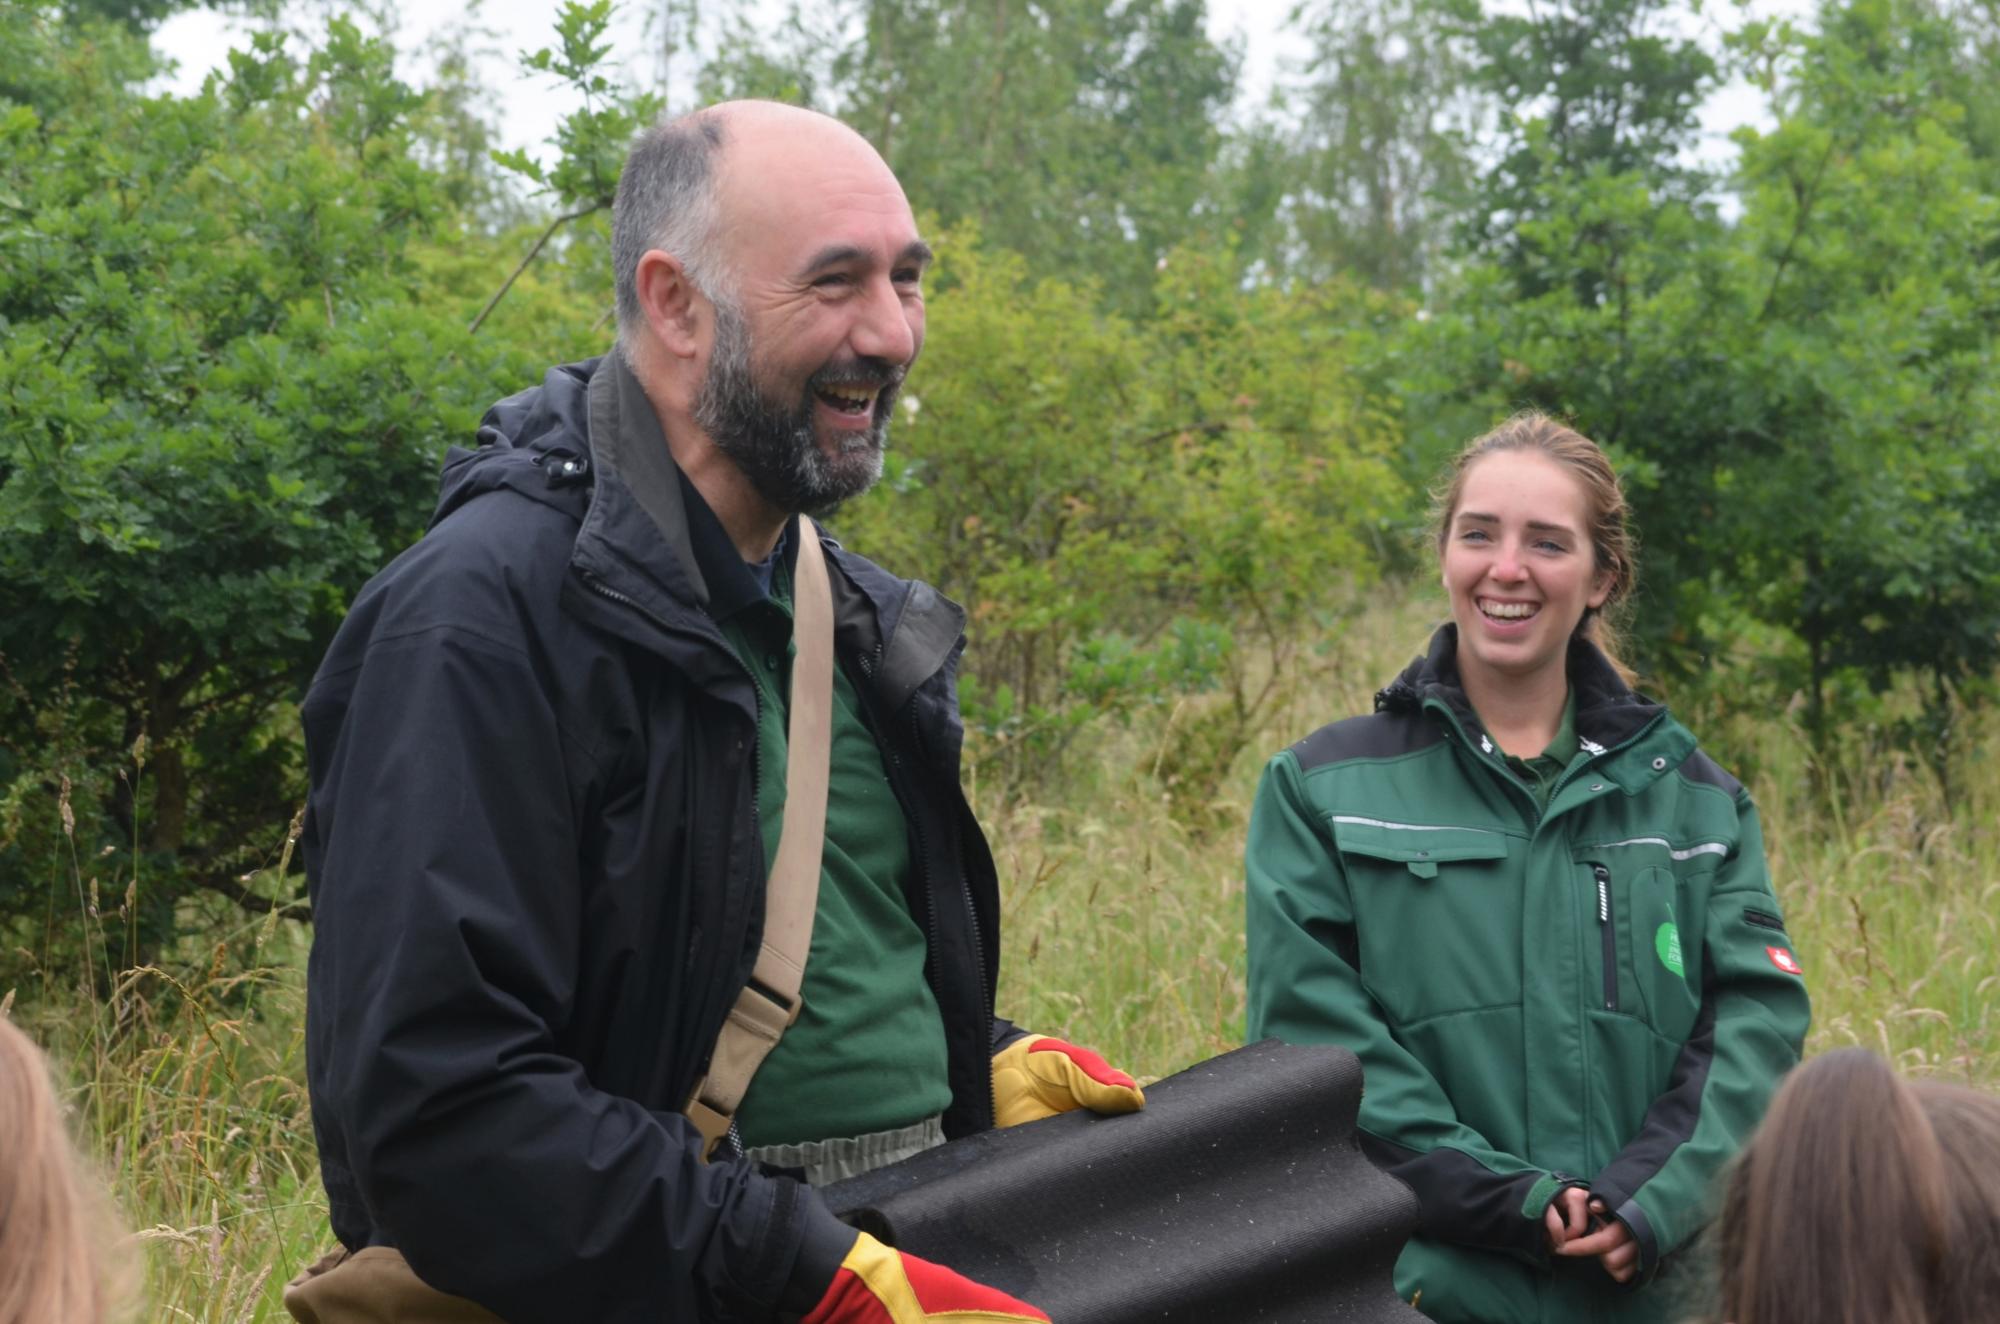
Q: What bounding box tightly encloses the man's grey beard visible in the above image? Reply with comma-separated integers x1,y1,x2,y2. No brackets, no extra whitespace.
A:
692,299,902,517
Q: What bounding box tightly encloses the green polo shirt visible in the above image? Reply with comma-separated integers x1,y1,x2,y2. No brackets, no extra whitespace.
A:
682,488,951,1149
1491,689,1580,811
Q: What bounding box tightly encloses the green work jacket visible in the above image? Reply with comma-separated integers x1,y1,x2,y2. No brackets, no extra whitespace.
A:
1246,627,1811,1324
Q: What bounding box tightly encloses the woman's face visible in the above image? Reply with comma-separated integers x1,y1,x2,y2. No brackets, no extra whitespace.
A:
1441,449,1611,696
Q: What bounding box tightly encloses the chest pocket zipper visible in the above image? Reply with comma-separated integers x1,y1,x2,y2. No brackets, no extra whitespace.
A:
1593,863,1617,1011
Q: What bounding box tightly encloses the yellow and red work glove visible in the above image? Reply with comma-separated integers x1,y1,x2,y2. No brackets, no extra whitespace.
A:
801,1230,1049,1323
990,1034,1146,1129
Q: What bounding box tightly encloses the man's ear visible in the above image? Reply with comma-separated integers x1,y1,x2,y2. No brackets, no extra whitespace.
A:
634,250,707,360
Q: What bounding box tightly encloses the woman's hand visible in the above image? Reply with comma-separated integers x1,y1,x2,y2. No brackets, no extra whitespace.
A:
1543,1186,1591,1251
1552,1197,1639,1283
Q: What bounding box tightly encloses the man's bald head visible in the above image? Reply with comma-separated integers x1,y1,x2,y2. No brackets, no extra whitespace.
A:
610,101,902,345
613,101,928,522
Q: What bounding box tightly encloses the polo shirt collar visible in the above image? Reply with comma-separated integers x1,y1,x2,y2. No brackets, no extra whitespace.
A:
675,466,797,622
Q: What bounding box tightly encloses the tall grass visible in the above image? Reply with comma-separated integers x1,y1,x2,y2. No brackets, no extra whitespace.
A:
5,589,1996,1318
995,589,2000,1086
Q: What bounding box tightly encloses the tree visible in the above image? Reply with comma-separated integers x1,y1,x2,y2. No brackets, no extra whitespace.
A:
698,0,1241,311
1453,0,1718,295
1723,0,2000,753
0,4,604,982
1260,0,1481,292
834,234,1406,801
1398,0,2000,782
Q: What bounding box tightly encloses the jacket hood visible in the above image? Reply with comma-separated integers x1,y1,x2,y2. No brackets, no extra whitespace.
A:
432,359,602,530
1377,623,1663,751
422,355,969,721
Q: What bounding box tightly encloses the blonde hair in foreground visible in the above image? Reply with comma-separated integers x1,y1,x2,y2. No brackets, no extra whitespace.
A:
0,1016,125,1324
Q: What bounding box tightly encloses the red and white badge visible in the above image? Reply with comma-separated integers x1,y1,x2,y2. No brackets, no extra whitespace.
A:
1766,946,1803,976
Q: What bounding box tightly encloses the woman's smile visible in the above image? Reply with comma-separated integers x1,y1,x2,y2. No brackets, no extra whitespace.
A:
1442,450,1610,693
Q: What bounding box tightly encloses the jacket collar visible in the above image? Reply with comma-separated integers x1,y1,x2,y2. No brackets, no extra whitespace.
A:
1377,624,1668,758
566,355,966,714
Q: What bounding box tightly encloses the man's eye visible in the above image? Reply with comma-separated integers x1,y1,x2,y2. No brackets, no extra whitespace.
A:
893,268,924,286
814,273,853,289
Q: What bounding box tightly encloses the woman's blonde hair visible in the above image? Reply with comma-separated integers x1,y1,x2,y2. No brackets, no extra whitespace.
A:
1429,411,1640,687
0,1017,126,1324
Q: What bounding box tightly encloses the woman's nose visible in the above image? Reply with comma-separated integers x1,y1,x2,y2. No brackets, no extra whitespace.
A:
1490,546,1528,581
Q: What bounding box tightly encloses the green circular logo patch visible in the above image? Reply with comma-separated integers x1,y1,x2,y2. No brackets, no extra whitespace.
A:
1655,922,1685,976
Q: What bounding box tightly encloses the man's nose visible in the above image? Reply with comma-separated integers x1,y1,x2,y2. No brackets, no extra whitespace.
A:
851,277,918,365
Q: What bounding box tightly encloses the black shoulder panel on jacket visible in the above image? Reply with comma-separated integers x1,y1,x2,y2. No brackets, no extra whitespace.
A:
1291,712,1443,774
1675,750,1743,798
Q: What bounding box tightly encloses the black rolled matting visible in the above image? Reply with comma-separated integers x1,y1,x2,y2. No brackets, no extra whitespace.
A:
821,1040,1424,1322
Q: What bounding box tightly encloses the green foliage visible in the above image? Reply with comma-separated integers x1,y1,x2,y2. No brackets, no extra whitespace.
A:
0,5,1995,1311
475,0,661,335
835,236,1404,800
1260,0,1482,291
5,0,2000,979
492,0,661,211
699,0,1241,312
1450,0,1717,284
0,3,581,980
1725,0,2000,741
1378,0,2000,784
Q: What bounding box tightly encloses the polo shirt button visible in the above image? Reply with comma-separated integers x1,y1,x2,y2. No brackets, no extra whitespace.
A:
1590,783,1605,792
1652,757,1668,770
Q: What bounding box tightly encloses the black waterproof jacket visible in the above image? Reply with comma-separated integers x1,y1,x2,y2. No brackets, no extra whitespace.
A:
300,357,1011,1322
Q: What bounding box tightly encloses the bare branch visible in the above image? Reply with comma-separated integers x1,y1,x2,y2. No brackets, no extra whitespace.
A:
468,206,602,336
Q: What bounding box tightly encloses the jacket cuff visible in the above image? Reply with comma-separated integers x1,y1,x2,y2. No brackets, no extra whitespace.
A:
1519,1172,1585,1221
989,1016,1028,1055
1606,1196,1660,1279
775,1185,859,1315
1518,1171,1587,1267
1359,1133,1572,1267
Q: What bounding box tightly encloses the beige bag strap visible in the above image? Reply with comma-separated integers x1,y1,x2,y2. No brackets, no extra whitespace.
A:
685,516,834,1159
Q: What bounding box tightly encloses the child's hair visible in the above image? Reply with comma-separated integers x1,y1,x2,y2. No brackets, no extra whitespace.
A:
1711,1048,2000,1324
0,1016,126,1324
1429,411,1639,686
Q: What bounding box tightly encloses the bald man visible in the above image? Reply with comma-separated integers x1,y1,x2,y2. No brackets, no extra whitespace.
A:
290,103,1142,1324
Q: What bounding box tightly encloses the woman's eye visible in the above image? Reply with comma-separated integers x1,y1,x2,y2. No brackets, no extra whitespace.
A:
1459,529,1490,543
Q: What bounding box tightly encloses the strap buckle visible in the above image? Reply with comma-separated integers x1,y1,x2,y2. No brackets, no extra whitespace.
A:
684,975,806,1159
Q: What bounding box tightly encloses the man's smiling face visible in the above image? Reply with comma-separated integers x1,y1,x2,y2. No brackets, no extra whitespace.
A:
691,112,931,516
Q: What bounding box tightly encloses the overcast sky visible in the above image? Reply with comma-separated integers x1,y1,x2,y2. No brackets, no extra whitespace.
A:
152,0,1794,177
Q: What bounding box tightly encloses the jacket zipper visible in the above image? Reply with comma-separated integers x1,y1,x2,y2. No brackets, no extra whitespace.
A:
581,571,763,1082
854,651,944,1005
862,646,995,1131
903,700,995,1125
1593,863,1616,1011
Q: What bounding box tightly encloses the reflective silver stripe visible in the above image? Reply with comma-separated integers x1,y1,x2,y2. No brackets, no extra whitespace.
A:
1328,815,1498,835
1588,836,1729,861
742,1114,944,1186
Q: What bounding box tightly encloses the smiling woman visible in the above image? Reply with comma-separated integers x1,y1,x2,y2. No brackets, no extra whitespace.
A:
1243,413,1812,1324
